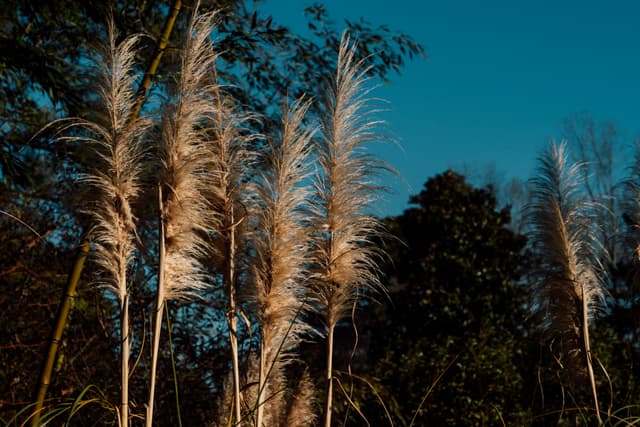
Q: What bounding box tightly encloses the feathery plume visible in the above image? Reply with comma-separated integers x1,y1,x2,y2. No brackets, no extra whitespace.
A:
158,11,219,301
527,140,607,423
311,33,390,427
146,9,219,427
82,22,147,304
208,82,257,425
250,96,315,427
75,20,149,427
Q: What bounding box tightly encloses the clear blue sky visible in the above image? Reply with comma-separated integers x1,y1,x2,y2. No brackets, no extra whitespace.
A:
261,0,640,216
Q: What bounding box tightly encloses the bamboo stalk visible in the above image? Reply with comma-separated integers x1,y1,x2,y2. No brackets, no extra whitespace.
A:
131,0,183,120
32,241,89,427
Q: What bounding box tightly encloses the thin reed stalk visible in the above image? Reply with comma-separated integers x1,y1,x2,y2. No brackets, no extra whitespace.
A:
324,325,335,427
311,34,390,427
527,141,607,425
251,97,315,427
148,185,167,427
146,9,218,427
228,215,242,426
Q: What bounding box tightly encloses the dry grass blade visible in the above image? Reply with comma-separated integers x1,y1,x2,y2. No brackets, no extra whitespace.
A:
527,140,607,424
0,210,42,238
311,33,392,427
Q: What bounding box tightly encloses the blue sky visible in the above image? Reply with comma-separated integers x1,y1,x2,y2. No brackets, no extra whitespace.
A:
261,1,640,215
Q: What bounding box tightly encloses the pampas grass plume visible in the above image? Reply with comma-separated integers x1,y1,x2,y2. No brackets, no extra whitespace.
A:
147,8,219,427
527,140,606,423
208,81,257,425
77,20,150,427
250,95,315,427
311,33,391,427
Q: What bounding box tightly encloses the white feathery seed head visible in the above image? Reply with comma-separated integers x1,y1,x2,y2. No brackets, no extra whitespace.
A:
159,9,220,301
76,20,150,302
527,140,607,378
312,33,391,329
208,86,257,270
251,96,316,359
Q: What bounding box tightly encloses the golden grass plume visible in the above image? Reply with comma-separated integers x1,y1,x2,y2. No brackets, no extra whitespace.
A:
250,95,316,426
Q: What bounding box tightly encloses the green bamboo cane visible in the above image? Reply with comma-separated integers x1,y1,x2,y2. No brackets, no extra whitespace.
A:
131,0,183,120
31,241,89,426
31,2,183,425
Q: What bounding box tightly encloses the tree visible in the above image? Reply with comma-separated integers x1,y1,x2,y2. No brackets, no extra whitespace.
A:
360,171,530,425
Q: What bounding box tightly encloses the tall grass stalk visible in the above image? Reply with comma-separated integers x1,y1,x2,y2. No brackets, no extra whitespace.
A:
208,81,255,425
251,97,315,427
527,141,607,425
47,22,149,427
33,2,182,423
86,26,147,427
146,9,218,427
312,34,390,427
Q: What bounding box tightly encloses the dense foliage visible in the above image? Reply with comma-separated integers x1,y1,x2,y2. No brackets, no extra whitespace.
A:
361,171,531,425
